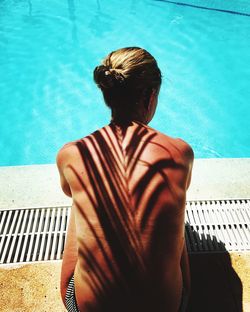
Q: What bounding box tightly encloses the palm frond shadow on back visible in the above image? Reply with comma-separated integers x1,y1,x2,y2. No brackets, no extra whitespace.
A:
70,123,182,311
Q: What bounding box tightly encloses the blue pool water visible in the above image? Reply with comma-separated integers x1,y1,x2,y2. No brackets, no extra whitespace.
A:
0,0,250,166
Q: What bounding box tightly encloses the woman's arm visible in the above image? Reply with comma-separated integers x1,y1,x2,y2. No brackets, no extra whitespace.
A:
60,206,78,306
56,145,78,305
180,241,191,292
181,142,193,307
56,147,72,197
180,240,191,312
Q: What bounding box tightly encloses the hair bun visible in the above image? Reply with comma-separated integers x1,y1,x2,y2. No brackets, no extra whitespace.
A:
93,65,115,89
94,65,125,89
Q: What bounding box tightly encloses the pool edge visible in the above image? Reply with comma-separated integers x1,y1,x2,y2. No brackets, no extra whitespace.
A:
0,158,250,209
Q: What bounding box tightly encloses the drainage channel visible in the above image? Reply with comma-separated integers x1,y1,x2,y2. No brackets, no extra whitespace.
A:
185,199,250,253
0,206,69,264
0,200,250,264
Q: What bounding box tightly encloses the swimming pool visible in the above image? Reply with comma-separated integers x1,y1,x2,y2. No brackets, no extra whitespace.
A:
0,0,250,166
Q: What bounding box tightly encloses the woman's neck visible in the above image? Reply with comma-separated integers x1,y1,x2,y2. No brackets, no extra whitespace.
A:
111,109,146,125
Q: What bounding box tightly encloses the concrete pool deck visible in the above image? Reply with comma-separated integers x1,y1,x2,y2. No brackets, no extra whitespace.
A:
0,158,250,311
1,158,250,210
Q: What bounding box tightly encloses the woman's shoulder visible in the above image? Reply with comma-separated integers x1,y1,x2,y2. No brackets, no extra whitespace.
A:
147,126,194,162
171,137,194,160
56,139,84,167
56,128,103,164
57,140,80,155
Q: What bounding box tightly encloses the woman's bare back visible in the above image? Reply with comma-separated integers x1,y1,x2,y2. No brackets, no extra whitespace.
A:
57,121,193,312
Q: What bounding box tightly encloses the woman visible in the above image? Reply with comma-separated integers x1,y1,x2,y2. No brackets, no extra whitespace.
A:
57,47,193,312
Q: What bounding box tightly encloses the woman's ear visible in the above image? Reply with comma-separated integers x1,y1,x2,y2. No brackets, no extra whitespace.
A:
150,88,157,99
149,88,157,107
143,88,154,109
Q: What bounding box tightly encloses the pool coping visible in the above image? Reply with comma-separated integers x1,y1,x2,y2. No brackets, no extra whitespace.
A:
0,158,250,209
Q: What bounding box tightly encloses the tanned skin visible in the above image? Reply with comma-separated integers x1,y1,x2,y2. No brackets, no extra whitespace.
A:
57,92,193,312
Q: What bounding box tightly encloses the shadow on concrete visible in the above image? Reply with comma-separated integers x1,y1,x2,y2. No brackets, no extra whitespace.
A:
186,226,243,312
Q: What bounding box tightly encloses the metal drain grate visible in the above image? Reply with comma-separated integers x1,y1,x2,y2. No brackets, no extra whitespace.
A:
0,206,70,264
185,199,250,253
0,200,250,264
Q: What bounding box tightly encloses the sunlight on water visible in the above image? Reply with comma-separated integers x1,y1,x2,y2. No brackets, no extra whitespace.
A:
0,0,250,165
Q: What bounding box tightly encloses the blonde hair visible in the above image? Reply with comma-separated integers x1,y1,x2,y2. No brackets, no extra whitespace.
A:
94,47,162,115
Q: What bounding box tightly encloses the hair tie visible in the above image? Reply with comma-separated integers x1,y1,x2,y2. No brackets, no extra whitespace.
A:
93,65,126,89
116,72,125,83
110,69,125,84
